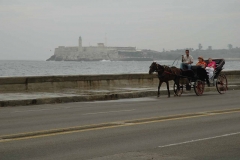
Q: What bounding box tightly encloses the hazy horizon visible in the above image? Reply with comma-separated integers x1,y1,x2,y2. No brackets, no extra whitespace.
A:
1,0,239,60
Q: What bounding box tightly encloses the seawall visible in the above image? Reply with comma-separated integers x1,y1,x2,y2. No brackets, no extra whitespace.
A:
0,71,239,107
0,74,159,92
0,71,239,93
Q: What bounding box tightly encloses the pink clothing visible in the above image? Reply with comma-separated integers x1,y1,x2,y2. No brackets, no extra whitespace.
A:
207,61,216,69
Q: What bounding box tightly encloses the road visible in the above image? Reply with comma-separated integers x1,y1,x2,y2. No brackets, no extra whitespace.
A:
0,90,240,160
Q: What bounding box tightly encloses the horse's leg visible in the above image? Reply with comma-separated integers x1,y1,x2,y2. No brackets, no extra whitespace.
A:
158,80,163,97
174,78,180,96
171,75,178,95
166,81,170,97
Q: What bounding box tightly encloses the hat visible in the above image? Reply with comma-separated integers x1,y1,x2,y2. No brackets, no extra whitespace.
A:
198,56,204,60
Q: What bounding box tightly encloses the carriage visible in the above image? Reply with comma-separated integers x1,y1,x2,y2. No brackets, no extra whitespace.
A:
173,59,228,96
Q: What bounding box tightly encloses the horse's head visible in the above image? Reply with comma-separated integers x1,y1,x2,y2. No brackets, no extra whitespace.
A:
149,62,164,74
149,62,157,74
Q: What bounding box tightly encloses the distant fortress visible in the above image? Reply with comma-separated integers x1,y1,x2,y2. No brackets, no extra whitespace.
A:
47,36,240,61
47,36,153,61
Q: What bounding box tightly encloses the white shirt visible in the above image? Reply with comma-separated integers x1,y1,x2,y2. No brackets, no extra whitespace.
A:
182,55,193,64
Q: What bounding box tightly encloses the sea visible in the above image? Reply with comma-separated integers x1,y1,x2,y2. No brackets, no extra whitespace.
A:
0,60,239,77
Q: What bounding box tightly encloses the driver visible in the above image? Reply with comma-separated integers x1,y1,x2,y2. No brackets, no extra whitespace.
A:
180,49,193,70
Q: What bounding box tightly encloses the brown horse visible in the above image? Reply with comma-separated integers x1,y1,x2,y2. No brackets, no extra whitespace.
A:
149,62,182,97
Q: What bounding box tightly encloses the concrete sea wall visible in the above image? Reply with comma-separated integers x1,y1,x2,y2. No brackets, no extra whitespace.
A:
0,71,239,93
0,74,158,92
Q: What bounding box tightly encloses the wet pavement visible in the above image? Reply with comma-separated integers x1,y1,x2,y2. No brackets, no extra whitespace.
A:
0,82,239,107
0,86,159,101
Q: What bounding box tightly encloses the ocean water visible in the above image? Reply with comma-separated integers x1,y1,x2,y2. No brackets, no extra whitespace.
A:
0,60,239,77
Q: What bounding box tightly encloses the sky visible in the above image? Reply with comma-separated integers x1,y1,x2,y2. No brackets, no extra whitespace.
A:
0,0,239,60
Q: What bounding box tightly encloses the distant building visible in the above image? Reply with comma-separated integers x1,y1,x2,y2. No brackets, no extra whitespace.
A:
48,36,138,61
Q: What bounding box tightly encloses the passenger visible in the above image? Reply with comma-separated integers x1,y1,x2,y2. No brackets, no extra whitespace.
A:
180,49,193,70
196,56,210,87
205,58,216,79
196,56,207,68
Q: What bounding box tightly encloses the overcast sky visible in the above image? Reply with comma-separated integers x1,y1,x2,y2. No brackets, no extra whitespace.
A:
1,0,239,60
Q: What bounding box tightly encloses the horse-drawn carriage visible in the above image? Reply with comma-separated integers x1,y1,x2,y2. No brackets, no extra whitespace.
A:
173,59,227,96
149,59,227,97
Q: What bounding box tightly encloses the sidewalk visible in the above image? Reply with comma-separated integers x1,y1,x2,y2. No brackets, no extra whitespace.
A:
0,82,239,107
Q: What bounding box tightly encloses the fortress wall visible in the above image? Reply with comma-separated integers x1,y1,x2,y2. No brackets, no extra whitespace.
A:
108,47,136,51
54,47,64,55
82,47,109,59
0,71,239,93
65,52,81,60
54,45,111,60
65,46,78,52
55,47,78,55
51,37,138,61
107,50,118,59
85,46,108,54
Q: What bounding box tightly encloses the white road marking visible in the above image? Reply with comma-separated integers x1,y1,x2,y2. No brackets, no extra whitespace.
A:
158,131,240,148
82,109,135,115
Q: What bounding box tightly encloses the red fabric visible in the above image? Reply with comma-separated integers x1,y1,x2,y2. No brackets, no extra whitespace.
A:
196,61,207,68
207,61,216,69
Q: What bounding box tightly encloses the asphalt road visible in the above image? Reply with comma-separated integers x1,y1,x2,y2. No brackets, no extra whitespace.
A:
0,90,240,160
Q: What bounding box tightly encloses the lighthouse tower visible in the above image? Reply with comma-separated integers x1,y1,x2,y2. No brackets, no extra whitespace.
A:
78,36,83,52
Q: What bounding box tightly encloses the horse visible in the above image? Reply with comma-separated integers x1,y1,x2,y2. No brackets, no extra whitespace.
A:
149,62,182,97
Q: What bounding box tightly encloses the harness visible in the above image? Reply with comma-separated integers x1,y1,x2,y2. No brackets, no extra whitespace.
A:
156,64,178,78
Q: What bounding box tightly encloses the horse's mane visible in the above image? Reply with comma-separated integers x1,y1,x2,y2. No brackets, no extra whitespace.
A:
162,65,181,76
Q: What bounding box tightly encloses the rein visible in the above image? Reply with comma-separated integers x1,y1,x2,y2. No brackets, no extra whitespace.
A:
151,63,180,77
162,65,177,76
163,70,173,75
154,64,178,78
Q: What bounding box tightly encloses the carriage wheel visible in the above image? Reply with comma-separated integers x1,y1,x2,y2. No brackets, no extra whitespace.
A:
173,82,183,96
194,80,205,96
216,73,228,94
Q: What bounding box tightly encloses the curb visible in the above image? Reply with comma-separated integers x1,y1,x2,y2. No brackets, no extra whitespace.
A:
0,85,239,107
